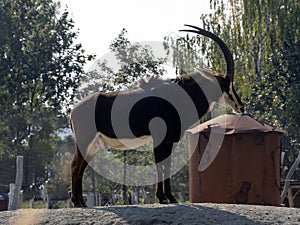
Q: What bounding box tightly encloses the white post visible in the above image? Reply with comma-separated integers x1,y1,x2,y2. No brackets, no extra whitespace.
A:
29,199,34,208
8,156,24,210
8,183,15,210
177,192,184,203
141,186,147,204
86,193,94,208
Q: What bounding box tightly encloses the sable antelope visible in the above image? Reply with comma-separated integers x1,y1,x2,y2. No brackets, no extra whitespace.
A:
70,25,244,207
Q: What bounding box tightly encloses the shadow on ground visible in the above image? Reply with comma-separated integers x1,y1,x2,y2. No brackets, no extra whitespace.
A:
94,203,263,225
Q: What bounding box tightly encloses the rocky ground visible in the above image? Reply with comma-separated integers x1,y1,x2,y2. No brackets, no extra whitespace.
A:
1,203,300,225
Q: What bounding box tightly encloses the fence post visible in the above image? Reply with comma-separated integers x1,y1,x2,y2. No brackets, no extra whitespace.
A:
8,183,15,210
281,151,300,205
8,156,23,210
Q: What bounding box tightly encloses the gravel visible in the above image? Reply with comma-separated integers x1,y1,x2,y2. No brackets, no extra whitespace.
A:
1,203,300,225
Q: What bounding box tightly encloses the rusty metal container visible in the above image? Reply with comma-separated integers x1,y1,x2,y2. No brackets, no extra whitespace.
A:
187,114,284,206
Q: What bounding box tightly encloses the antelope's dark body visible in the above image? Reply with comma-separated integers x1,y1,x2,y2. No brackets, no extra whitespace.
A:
95,74,209,142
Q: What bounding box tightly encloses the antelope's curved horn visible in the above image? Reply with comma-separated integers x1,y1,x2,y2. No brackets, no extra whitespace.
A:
179,24,234,81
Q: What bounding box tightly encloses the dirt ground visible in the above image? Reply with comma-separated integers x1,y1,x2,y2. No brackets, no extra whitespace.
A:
1,203,300,225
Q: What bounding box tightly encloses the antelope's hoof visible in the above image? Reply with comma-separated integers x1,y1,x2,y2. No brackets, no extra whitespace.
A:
73,202,87,208
169,199,178,204
75,204,87,208
159,199,169,204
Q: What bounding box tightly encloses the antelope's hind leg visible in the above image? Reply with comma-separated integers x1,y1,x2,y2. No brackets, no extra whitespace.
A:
71,145,88,207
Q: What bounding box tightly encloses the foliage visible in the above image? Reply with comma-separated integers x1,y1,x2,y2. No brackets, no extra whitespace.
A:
21,200,45,209
0,0,93,194
163,34,206,75
46,135,74,197
77,28,167,99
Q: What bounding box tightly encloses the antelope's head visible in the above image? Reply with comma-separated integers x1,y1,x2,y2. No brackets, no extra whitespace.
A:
180,25,244,113
214,72,244,113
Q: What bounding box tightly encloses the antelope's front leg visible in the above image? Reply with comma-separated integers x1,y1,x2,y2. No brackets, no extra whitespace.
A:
154,141,178,204
163,166,178,204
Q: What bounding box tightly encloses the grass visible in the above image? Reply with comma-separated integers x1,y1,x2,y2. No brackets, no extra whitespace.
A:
21,200,45,209
21,200,68,209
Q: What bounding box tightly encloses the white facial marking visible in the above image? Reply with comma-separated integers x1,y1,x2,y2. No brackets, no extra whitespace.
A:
217,92,237,111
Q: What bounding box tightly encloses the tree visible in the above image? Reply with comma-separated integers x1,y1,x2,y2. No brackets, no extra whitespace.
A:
0,0,93,194
78,28,166,98
163,34,207,75
46,135,74,201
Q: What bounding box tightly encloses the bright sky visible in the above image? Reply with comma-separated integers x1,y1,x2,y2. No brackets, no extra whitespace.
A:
58,0,211,70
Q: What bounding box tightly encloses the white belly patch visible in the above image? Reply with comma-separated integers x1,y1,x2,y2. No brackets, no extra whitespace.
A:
71,93,152,161
98,132,152,150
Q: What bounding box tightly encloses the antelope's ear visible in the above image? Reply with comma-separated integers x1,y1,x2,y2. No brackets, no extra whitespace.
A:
180,70,188,76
